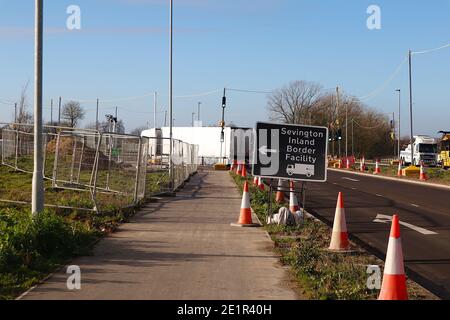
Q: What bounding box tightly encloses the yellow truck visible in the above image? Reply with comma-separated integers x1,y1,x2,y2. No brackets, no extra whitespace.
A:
438,131,450,169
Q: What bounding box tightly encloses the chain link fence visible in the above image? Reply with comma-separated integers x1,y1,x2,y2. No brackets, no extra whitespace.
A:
0,124,198,213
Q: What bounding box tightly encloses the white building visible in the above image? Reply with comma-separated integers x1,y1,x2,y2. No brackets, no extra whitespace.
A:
141,126,254,165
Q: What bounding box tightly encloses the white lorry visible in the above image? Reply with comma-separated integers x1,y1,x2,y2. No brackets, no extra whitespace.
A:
400,135,439,167
286,164,315,177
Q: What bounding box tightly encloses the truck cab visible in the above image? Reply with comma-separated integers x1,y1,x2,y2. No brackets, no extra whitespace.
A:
400,135,439,167
438,131,450,169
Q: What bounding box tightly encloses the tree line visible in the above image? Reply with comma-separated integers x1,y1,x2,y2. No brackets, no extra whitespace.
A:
267,80,397,159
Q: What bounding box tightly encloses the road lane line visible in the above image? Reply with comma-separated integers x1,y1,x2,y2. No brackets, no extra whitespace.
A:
374,214,438,235
342,177,360,182
411,204,420,207
376,194,383,197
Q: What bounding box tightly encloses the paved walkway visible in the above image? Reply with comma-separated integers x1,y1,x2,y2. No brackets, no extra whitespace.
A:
21,170,298,300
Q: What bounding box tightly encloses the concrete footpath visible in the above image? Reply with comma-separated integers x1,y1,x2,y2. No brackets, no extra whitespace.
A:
21,170,298,300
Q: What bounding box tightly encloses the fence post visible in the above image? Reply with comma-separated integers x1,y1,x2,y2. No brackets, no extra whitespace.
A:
134,137,143,204
76,136,85,184
14,129,19,170
91,133,102,200
69,136,77,183
52,132,61,188
42,133,47,178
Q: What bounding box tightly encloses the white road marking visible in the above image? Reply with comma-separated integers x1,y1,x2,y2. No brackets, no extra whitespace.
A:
376,194,383,197
411,204,420,208
373,214,438,235
342,177,360,182
352,187,357,190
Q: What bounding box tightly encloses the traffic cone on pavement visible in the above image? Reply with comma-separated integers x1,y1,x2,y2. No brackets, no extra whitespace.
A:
241,164,247,178
231,181,259,227
230,160,237,172
253,176,259,186
397,161,403,177
258,177,265,191
346,158,351,170
419,162,428,181
378,215,408,300
236,163,242,175
374,159,381,175
329,192,350,251
360,157,366,172
338,159,343,169
289,181,299,213
275,179,286,204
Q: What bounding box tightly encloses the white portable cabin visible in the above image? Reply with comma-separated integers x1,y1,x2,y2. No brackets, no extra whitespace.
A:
141,126,254,165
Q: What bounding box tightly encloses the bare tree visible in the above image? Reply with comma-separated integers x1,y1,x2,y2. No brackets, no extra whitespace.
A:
130,126,148,136
16,82,33,125
62,101,85,127
85,120,125,134
268,80,323,124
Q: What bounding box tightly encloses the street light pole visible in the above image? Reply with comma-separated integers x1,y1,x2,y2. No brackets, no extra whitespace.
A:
408,50,414,166
396,89,401,159
345,102,348,158
169,0,174,188
154,92,157,129
32,0,44,215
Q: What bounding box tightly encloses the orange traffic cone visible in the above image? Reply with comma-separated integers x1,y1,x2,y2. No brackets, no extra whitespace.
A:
231,181,259,227
258,177,265,191
236,163,242,175
329,192,350,251
374,159,381,175
378,215,408,300
275,179,286,204
338,159,343,169
419,162,428,181
253,176,259,186
241,164,247,178
360,157,366,172
289,181,299,213
230,160,237,172
397,161,403,177
346,158,351,170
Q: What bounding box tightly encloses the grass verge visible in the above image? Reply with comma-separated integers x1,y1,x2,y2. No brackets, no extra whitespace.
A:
230,172,436,300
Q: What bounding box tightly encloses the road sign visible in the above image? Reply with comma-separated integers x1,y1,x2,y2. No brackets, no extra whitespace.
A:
252,122,328,182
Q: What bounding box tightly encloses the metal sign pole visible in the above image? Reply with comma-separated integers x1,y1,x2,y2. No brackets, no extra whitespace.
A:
32,0,45,215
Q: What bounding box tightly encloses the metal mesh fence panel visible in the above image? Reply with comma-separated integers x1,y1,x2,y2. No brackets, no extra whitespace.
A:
1,123,198,212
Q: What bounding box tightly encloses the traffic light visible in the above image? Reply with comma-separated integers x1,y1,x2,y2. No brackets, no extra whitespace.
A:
337,129,342,141
390,131,395,141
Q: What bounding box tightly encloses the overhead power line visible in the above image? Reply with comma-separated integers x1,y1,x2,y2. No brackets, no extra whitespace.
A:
412,42,450,55
227,88,272,94
358,41,450,102
358,57,408,101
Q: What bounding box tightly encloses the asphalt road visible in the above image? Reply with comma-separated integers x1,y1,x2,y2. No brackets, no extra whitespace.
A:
21,170,298,300
303,169,450,299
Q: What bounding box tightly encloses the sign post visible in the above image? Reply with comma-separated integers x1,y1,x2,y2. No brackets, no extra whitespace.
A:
253,122,328,182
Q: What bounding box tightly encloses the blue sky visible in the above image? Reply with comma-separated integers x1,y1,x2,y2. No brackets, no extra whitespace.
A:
0,0,449,136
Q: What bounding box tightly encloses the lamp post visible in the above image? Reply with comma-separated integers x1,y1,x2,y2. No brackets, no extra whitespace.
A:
168,0,174,188
154,92,157,129
32,0,44,215
396,89,401,159
408,50,414,166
